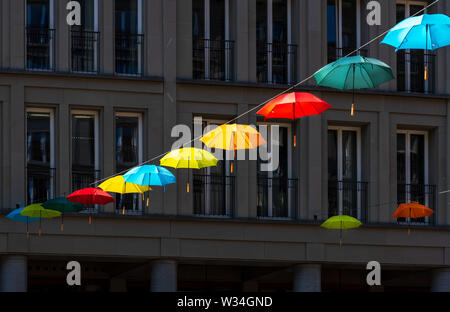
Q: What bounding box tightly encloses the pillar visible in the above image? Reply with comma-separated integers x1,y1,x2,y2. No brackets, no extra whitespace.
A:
293,264,321,292
431,268,450,292
0,256,27,292
150,260,177,292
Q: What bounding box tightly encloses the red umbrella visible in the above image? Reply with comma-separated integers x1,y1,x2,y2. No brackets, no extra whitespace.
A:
256,92,332,147
67,188,115,205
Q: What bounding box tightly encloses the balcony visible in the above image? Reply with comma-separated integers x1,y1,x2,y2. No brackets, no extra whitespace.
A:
257,176,298,219
257,42,297,85
71,29,99,73
397,51,435,94
193,174,235,217
115,33,144,76
397,184,437,225
26,167,55,205
193,39,234,81
72,169,100,191
26,27,55,71
328,180,368,222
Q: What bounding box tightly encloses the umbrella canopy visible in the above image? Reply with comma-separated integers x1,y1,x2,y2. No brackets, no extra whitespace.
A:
42,197,85,213
6,207,41,223
98,175,151,194
200,124,266,151
381,14,450,51
67,188,115,205
160,147,218,169
313,56,394,90
320,215,362,230
256,92,332,120
123,165,176,187
20,204,61,219
392,202,434,219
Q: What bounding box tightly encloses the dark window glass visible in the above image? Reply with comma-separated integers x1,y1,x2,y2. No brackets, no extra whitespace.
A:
410,134,424,185
327,0,337,63
72,114,95,169
342,130,357,181
27,0,49,27
192,0,205,39
27,112,51,165
115,0,138,33
341,0,356,55
210,0,225,41
328,130,338,181
397,133,406,185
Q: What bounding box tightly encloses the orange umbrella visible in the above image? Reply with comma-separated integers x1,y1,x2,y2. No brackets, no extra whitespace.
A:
392,202,434,235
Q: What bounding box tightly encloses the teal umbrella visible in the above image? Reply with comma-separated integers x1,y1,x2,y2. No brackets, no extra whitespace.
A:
313,56,394,116
42,197,85,232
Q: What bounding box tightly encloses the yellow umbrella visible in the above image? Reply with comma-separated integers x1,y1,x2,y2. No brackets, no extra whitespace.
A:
20,203,61,236
98,175,152,214
160,147,218,192
200,124,266,174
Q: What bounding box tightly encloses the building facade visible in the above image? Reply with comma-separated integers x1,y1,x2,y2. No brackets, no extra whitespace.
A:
0,0,449,292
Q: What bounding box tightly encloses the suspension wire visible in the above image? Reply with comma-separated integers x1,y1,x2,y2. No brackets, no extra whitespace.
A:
84,0,440,187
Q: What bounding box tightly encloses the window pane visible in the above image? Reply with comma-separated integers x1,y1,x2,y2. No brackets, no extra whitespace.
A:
327,0,337,62
342,130,357,181
27,112,51,165
272,0,287,43
115,0,138,33
116,116,139,169
27,0,49,27
328,130,338,180
341,0,356,55
410,134,425,185
72,114,95,169
192,0,205,38
397,133,406,184
210,0,225,41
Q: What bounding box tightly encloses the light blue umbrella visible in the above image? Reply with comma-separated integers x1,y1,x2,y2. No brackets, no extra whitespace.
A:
381,14,450,51
123,165,176,190
6,207,41,223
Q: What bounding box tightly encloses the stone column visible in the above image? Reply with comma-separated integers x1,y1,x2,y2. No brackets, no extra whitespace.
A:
0,256,28,292
150,260,177,292
430,268,450,292
293,264,321,292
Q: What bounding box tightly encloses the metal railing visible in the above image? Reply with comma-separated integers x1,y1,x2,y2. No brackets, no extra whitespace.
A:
257,42,297,85
72,169,100,191
327,47,368,63
26,27,55,71
397,51,435,94
193,39,234,81
71,29,99,73
26,167,56,205
328,180,368,222
193,174,235,216
115,33,144,75
257,176,298,218
397,183,436,225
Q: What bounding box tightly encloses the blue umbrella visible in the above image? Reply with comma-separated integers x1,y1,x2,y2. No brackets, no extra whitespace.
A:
123,165,176,190
6,207,41,223
381,14,450,51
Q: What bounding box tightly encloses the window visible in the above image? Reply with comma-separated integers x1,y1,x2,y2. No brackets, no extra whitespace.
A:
327,0,363,63
26,0,54,70
115,112,143,214
328,126,367,220
397,130,434,223
256,0,296,84
257,124,296,218
71,0,99,73
26,108,55,204
71,111,99,192
193,119,235,216
396,1,434,93
192,0,233,81
115,0,143,75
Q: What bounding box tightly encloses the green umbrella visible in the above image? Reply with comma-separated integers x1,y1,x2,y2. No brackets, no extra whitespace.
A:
42,197,85,232
313,56,394,116
321,215,362,247
20,203,61,236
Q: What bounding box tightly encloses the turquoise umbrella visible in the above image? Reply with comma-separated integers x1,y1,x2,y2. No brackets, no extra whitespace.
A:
313,56,394,115
123,165,176,190
6,207,42,238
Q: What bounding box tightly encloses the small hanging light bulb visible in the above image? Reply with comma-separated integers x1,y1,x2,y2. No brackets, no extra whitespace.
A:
351,103,355,117
142,194,145,201
293,135,297,147
187,182,190,193
424,66,428,81
146,197,150,208
230,161,234,174
122,206,126,215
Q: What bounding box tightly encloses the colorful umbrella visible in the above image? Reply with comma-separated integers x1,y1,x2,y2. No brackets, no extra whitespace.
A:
256,92,332,147
313,56,394,116
381,13,450,82
321,215,362,247
392,202,434,235
123,165,176,190
160,147,218,192
20,204,61,236
42,197,85,230
98,176,152,194
67,188,115,205
6,207,42,238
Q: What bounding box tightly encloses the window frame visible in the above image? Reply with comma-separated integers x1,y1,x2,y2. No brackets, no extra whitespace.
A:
71,109,100,172
328,125,362,219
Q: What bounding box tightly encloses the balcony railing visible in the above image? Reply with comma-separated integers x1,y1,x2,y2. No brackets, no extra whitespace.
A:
397,51,435,94
71,29,99,73
328,180,368,222
26,167,56,205
193,39,234,81
327,47,368,63
26,27,55,71
72,169,100,191
115,33,144,75
397,183,436,225
257,42,297,85
257,176,298,218
193,174,235,216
